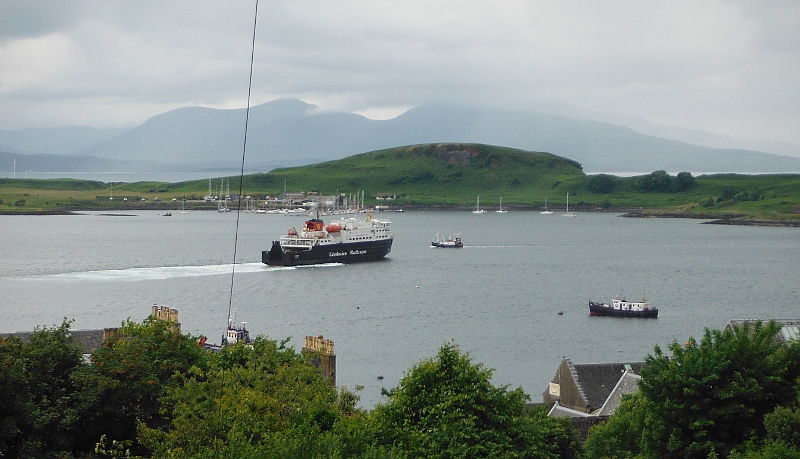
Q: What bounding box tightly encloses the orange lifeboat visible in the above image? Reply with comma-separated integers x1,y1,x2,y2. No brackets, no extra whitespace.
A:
287,227,298,236
326,223,342,233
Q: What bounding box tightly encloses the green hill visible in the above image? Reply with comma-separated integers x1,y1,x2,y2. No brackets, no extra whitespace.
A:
1,143,799,223
242,143,585,206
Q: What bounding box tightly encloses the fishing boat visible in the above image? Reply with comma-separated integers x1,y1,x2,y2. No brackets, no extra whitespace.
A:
221,309,251,345
198,309,252,351
589,292,658,318
262,210,393,266
431,232,463,248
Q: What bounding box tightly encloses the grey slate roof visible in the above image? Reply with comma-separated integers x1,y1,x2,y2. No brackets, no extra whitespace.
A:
725,319,800,343
0,329,107,354
572,361,645,410
594,370,641,416
548,402,594,418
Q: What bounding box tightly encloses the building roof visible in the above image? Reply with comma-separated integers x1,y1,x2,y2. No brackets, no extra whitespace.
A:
593,370,641,416
572,361,645,410
548,401,594,418
0,329,107,355
725,319,800,343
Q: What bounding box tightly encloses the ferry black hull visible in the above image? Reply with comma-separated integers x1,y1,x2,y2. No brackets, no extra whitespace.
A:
588,301,658,318
263,239,393,266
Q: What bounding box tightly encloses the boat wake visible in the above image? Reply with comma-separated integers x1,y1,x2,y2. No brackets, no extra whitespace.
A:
17,262,286,283
466,245,538,248
296,263,343,268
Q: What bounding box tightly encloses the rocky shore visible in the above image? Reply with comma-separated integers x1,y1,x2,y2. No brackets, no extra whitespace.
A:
620,210,800,227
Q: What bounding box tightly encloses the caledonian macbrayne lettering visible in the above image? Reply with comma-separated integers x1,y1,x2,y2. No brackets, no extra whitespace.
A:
329,249,368,257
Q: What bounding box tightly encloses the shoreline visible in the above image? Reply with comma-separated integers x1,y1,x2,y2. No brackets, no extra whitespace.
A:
619,210,800,227
3,206,799,227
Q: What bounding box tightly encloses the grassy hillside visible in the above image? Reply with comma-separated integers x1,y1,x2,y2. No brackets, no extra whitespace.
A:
248,143,585,206
1,143,799,223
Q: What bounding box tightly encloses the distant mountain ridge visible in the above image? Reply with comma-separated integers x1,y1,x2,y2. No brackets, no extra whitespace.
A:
0,126,128,155
2,98,800,175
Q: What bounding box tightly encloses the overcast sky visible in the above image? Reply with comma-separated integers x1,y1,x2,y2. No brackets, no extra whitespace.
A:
1,0,799,145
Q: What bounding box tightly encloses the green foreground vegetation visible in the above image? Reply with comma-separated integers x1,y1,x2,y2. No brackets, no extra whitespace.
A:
2,143,799,223
1,318,798,458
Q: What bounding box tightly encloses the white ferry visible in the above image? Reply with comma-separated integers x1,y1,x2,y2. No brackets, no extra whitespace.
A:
262,210,393,266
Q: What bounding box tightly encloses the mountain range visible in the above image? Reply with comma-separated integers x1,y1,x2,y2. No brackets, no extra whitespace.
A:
2,98,800,177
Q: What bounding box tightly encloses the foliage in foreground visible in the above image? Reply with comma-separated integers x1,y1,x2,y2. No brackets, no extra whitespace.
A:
137,337,354,458
0,319,581,458
5,316,799,458
371,342,581,459
584,320,800,459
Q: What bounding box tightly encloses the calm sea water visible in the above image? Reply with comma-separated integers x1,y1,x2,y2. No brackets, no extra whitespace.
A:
1,210,798,408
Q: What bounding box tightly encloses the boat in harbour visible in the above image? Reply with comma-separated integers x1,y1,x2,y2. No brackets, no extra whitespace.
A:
540,197,553,215
496,197,508,213
589,292,658,318
562,192,576,217
198,308,252,351
221,309,251,346
472,195,486,214
431,232,463,248
262,210,393,266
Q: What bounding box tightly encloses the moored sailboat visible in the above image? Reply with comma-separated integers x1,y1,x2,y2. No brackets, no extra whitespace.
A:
540,197,553,215
496,197,508,213
472,195,486,214
562,192,576,217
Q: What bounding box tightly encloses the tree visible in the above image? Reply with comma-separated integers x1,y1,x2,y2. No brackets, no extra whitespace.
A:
584,392,656,459
764,404,800,450
137,337,351,458
371,342,581,459
71,316,207,455
588,174,616,194
638,321,800,459
0,336,26,456
672,172,696,192
0,320,84,458
635,170,673,193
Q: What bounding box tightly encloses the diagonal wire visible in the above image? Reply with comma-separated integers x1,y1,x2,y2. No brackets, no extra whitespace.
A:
227,0,259,326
